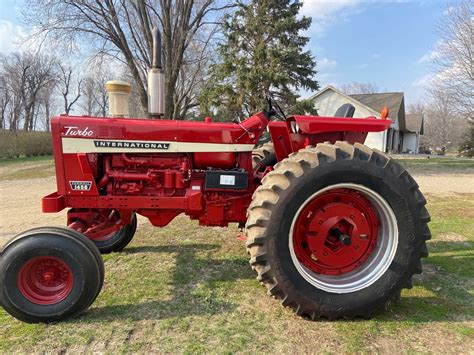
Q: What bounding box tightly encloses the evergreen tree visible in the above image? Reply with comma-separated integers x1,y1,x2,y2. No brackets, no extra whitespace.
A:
459,121,474,157
200,0,319,120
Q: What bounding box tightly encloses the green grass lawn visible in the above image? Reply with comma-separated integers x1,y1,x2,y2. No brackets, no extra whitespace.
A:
0,155,472,352
0,155,53,167
0,193,472,352
394,156,474,174
0,156,54,181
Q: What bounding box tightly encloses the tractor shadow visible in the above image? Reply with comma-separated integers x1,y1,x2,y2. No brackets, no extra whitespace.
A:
373,240,473,324
82,239,472,324
85,242,254,321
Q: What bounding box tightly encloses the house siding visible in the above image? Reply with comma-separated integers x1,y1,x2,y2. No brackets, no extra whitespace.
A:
402,132,419,153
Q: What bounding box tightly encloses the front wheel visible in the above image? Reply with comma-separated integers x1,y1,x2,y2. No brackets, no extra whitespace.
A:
0,227,104,323
246,142,431,319
68,209,137,254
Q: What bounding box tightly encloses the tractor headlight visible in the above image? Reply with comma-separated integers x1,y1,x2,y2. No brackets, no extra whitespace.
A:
290,121,299,134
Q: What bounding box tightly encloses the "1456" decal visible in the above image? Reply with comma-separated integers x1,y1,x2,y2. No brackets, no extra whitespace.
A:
69,181,92,191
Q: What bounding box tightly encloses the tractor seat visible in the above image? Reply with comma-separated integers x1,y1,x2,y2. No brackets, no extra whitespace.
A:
334,103,355,118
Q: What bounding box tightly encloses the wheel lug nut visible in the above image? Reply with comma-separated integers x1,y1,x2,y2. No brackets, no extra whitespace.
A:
42,272,54,282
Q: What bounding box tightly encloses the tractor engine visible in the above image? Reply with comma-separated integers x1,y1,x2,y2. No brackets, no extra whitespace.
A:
80,150,252,227
100,153,189,197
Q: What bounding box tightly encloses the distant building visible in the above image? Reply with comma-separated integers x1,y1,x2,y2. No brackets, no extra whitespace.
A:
307,86,424,153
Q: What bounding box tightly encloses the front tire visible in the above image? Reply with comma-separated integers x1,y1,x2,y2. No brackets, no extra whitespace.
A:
252,142,276,170
68,209,137,254
0,227,104,323
246,142,431,319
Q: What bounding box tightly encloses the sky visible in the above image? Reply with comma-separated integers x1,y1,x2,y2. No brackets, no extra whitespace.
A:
0,0,448,104
300,0,448,103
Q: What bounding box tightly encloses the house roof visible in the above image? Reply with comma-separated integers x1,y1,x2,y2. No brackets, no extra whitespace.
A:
405,114,424,134
349,93,404,121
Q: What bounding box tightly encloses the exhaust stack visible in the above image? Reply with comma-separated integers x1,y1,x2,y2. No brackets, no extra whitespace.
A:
148,27,165,117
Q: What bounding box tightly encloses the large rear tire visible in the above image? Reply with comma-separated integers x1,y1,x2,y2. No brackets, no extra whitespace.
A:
0,227,104,323
246,142,431,319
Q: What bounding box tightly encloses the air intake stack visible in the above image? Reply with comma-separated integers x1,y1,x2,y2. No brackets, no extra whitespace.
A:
148,27,165,117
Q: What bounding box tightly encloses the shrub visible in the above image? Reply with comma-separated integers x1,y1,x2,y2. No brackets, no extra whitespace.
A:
458,122,474,158
0,130,53,159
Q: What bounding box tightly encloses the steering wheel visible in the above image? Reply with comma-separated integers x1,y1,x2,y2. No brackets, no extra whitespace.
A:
265,94,287,121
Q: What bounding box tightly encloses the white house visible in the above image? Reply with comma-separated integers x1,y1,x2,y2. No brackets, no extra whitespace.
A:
307,86,424,153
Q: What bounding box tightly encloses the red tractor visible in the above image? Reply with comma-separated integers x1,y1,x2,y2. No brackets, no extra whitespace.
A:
0,29,430,323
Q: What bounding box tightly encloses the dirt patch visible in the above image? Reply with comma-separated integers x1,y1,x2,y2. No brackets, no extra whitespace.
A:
0,161,52,176
0,176,66,247
371,323,473,353
436,233,469,244
412,174,474,194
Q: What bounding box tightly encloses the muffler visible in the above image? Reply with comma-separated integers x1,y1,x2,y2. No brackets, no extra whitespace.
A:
148,27,165,117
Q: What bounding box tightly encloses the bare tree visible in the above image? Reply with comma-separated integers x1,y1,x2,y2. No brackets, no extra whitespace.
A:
340,82,379,95
422,88,467,150
0,74,11,129
58,63,82,115
80,61,114,117
81,77,97,116
432,0,473,120
24,0,235,119
407,102,426,116
1,53,27,131
173,26,218,119
24,55,58,130
38,80,58,131
0,52,58,131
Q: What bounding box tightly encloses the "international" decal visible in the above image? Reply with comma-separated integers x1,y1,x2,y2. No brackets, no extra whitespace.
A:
93,140,170,150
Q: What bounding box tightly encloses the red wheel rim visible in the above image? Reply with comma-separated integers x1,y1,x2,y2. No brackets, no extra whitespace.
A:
292,188,380,276
18,256,74,305
68,209,122,241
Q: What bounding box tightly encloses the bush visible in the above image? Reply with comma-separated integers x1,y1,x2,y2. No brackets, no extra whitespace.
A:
0,130,53,159
458,121,474,158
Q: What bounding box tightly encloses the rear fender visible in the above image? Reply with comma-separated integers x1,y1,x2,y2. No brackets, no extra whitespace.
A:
268,115,391,161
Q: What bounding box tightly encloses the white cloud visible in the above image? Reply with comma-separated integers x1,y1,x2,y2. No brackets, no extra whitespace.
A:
301,0,362,19
411,74,431,89
301,0,425,36
301,0,363,36
417,49,440,64
318,57,338,70
409,73,432,100
311,57,340,91
371,53,381,60
0,20,27,53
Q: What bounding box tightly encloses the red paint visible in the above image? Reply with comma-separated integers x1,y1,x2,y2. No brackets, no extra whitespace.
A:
55,111,268,145
291,115,391,134
17,256,74,305
68,209,130,241
292,188,379,275
44,111,391,234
